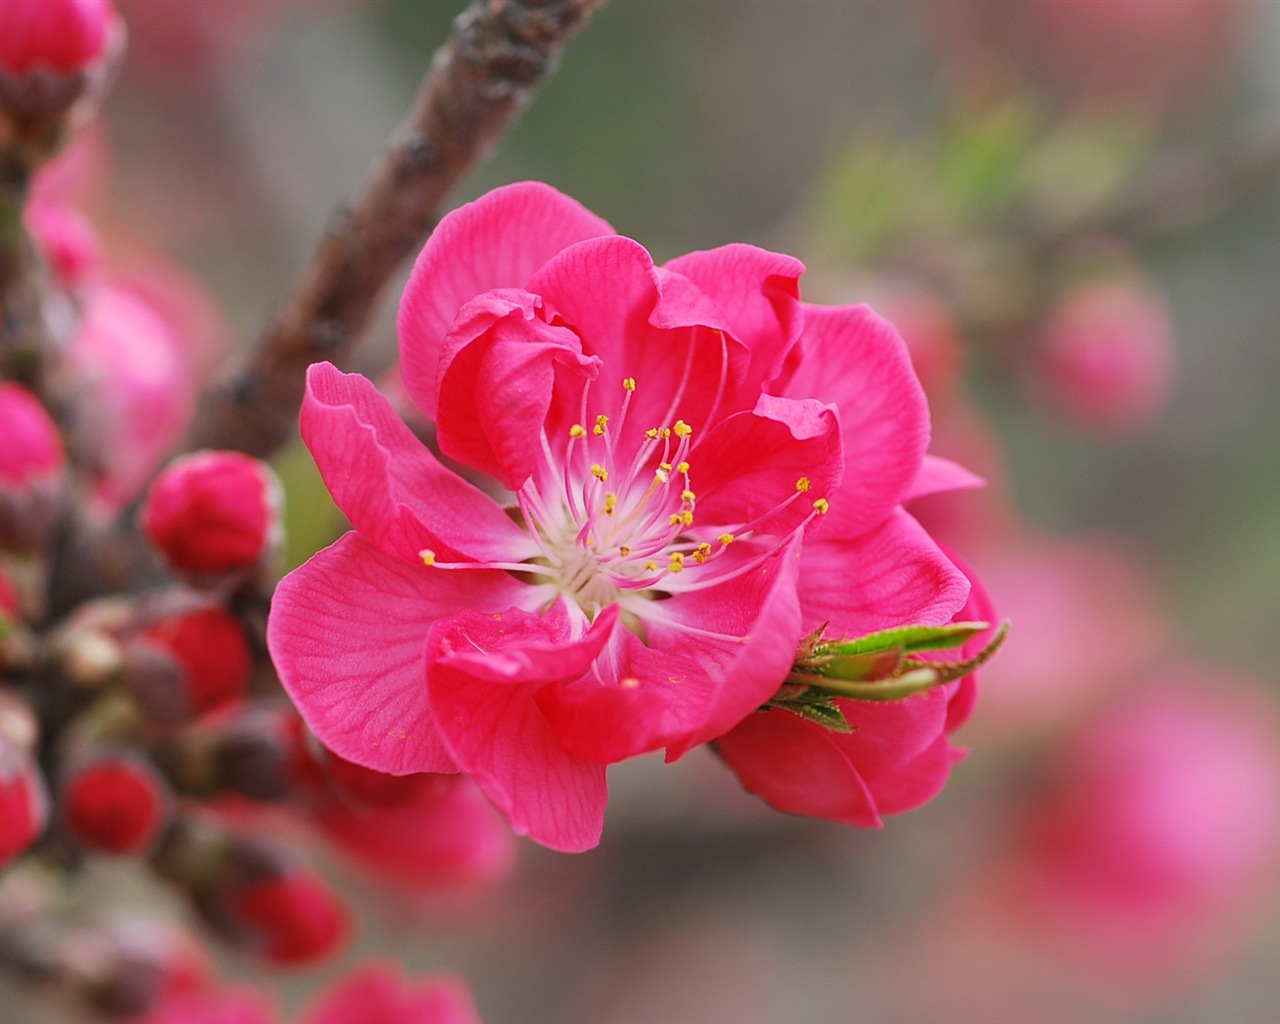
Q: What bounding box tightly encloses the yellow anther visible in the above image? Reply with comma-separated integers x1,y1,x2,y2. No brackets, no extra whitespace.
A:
622,377,636,392
680,510,694,526
718,533,735,546
681,489,696,503
659,427,672,438
813,498,830,514
569,424,587,438
676,461,690,474
619,546,632,557
673,419,692,438
645,428,659,440
419,549,436,566
669,513,683,526
796,476,812,492
693,542,712,565
593,414,609,436
603,492,617,515
669,552,685,573
644,559,658,572
591,464,608,481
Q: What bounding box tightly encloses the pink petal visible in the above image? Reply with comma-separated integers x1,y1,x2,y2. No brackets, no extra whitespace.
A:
778,303,930,536
302,362,533,563
537,536,803,764
300,960,482,1024
399,182,614,419
799,509,970,638
692,393,842,536
835,692,956,816
268,532,527,776
905,454,986,502
663,244,805,396
425,607,614,852
434,289,598,489
715,707,882,827
525,235,749,450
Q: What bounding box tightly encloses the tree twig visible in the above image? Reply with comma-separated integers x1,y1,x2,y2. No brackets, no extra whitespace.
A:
185,0,605,459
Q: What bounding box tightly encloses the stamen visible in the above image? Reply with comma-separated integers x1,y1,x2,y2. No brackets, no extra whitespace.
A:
622,377,636,392
673,419,692,439
419,549,435,565
813,498,830,514
669,552,685,573
718,533,735,546
676,461,690,474
569,424,587,438
591,464,608,481
603,492,617,516
796,476,812,492
593,414,609,436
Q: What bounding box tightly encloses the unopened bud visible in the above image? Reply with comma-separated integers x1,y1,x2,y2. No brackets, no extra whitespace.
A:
0,382,65,554
0,731,47,869
194,837,348,966
124,606,251,724
59,751,172,855
212,705,322,802
142,450,282,581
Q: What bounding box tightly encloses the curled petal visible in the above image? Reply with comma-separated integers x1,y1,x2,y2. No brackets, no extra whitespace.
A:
692,393,842,536
905,454,986,502
399,182,614,418
779,303,930,536
302,362,534,563
425,606,617,852
268,532,527,775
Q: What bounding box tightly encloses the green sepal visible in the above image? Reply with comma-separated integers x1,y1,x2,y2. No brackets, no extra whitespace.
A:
909,620,1010,687
821,621,993,658
768,692,854,733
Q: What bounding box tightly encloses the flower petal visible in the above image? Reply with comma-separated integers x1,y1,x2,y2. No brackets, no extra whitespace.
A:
398,182,614,419
799,508,969,638
778,303,930,536
434,290,598,490
525,235,748,451
905,454,986,502
692,393,842,536
663,244,805,396
302,362,533,563
267,532,527,775
425,606,615,852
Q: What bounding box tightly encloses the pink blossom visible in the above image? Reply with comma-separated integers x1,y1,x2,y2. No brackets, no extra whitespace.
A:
0,381,65,552
138,983,279,1024
0,0,118,76
0,730,46,869
268,183,972,851
298,960,483,1024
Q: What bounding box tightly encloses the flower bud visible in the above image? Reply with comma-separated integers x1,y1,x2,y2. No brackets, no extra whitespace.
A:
0,0,116,76
59,752,172,855
0,0,124,165
300,960,483,1024
0,731,47,868
0,382,65,553
142,451,282,580
194,837,348,966
318,745,437,809
24,199,102,289
210,705,323,802
1030,279,1175,434
124,606,252,724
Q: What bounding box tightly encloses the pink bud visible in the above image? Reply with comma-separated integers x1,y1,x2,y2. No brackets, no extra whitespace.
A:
299,960,483,1024
126,607,252,723
142,451,281,578
0,0,117,76
0,732,46,868
138,983,279,1024
228,868,349,966
0,382,64,552
1031,279,1175,433
60,752,172,855
24,199,103,288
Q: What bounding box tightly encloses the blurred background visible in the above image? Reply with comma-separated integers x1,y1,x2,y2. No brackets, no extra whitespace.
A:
13,0,1280,1020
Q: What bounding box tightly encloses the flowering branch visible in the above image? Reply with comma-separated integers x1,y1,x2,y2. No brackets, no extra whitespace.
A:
185,0,605,460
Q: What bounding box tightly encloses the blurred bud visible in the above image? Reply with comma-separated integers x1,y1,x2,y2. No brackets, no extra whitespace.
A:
124,606,252,724
0,0,124,165
1029,278,1175,434
209,704,322,802
59,751,172,855
0,687,38,751
24,199,102,289
64,284,196,518
318,745,437,809
194,837,349,966
0,730,47,869
142,451,282,581
138,982,279,1024
58,913,211,1017
872,283,965,402
299,960,484,1024
0,382,65,554
0,0,116,76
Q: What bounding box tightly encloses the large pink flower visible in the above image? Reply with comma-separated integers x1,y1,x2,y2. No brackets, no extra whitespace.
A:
268,183,970,851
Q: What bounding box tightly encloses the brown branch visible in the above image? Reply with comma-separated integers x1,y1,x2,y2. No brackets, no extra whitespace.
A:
185,0,605,459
